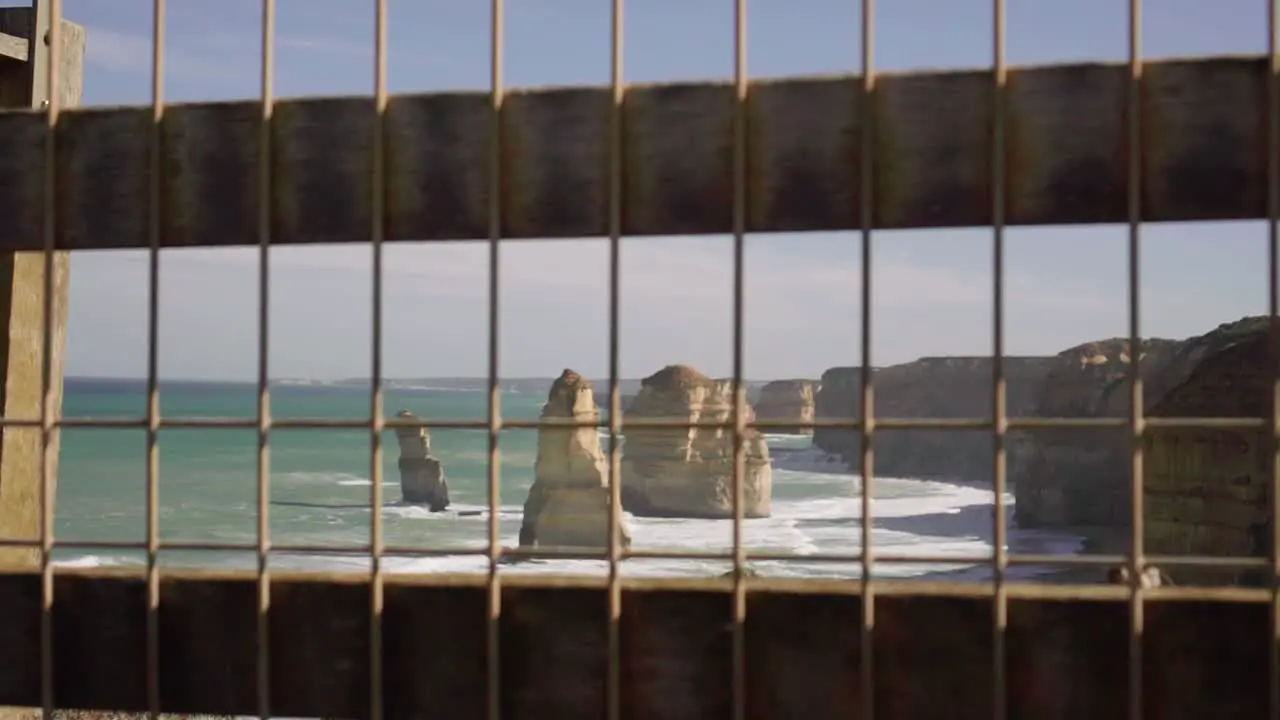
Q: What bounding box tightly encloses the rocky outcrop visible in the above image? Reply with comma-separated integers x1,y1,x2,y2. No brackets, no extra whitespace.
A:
621,365,772,518
755,379,819,434
813,357,1054,480
813,366,866,455
713,379,765,405
1012,338,1181,528
519,369,631,551
591,392,636,415
1013,318,1269,529
394,410,450,511
1143,318,1274,586
803,316,1275,548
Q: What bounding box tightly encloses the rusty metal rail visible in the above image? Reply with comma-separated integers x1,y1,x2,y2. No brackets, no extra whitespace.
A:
0,57,1273,250
0,570,1275,719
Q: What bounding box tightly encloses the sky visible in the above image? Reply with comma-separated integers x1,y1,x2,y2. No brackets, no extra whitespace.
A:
52,0,1267,381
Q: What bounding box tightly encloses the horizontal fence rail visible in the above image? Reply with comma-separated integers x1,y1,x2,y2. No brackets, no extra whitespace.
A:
0,55,1271,250
0,570,1275,719
0,415,1270,430
0,31,25,63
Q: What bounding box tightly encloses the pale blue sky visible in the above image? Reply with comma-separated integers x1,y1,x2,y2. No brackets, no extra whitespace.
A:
59,0,1263,381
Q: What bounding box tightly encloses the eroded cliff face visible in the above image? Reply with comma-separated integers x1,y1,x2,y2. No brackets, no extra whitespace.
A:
621,364,772,518
755,379,819,435
806,317,1272,544
813,358,1053,481
1012,319,1273,529
1144,318,1274,586
519,369,631,551
1011,338,1183,528
394,410,450,511
813,366,864,456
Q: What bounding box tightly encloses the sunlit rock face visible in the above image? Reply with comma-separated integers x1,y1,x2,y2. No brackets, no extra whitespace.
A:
621,364,772,519
519,369,631,551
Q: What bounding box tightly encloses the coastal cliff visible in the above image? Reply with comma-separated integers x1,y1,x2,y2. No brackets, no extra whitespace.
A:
621,364,773,518
519,369,631,551
813,357,1053,481
805,316,1272,546
1143,318,1273,585
1012,338,1182,528
755,379,819,434
393,410,450,511
1014,317,1267,530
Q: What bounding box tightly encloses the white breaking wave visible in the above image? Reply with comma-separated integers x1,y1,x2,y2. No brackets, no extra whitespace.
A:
52,439,1085,582
274,378,336,387
280,470,378,486
255,472,1081,581
381,503,524,523
387,384,477,393
770,445,854,474
52,554,130,569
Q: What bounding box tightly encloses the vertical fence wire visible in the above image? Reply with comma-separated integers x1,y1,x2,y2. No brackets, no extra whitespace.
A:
1269,2,1280,719
369,2,390,719
486,2,505,717
989,0,1009,718
256,2,276,718
605,0,625,718
1125,0,1146,718
729,1,749,719
857,1,876,717
38,0,62,717
732,0,747,712
144,0,166,718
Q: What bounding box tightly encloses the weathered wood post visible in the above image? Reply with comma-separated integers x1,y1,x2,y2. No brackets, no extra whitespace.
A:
0,5,84,572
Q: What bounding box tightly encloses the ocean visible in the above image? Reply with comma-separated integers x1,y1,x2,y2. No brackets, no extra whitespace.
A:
52,378,1084,581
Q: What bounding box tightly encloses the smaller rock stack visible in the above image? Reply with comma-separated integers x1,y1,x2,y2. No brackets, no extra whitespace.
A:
519,369,632,551
394,410,450,512
755,379,819,435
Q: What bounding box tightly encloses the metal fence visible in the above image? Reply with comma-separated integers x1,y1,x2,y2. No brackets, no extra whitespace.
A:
0,0,1277,717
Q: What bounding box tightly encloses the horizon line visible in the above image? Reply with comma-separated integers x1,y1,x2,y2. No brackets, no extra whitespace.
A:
61,375,749,384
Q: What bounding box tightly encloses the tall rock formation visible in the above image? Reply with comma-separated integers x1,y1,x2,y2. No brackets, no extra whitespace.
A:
755,379,819,435
621,365,772,519
1144,317,1273,586
394,410,450,511
519,369,631,550
812,358,1053,481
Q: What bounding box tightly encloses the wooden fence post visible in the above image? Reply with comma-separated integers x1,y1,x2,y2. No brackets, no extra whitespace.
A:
0,5,84,571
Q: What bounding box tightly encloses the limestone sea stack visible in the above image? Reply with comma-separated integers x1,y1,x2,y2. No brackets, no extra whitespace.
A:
755,379,819,435
394,410,450,511
621,364,772,519
518,369,632,550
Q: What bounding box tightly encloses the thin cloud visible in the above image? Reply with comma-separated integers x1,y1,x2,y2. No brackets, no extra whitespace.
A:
276,33,371,58
84,25,238,85
193,28,446,69
145,239,1093,319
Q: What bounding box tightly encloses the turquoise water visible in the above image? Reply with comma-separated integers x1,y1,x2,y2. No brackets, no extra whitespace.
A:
52,379,1084,579
56,379,545,562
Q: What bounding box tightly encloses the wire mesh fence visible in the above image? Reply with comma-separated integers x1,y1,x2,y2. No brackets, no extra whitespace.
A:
0,0,1277,717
